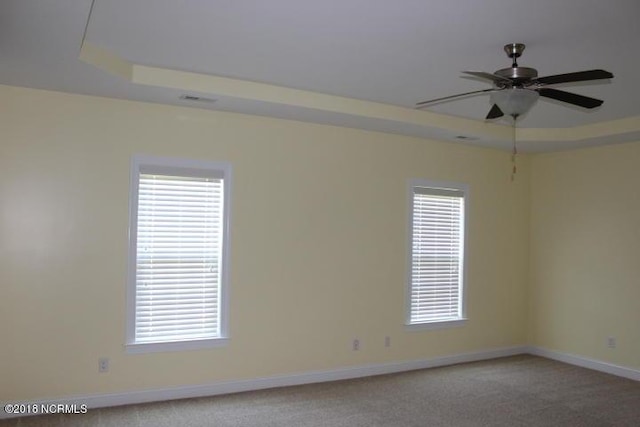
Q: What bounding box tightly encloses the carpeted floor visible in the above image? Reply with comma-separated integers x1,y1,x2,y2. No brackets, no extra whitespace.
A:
4,355,640,426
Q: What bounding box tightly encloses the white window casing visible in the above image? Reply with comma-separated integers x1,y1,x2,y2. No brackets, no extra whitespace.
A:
126,155,231,353
406,180,467,330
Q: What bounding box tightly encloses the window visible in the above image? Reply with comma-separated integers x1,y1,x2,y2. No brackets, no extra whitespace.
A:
407,180,467,328
127,156,231,353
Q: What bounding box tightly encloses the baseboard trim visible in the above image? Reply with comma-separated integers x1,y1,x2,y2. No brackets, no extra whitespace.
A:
1,345,526,419
527,346,640,381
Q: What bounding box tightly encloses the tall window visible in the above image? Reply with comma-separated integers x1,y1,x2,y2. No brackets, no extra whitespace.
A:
127,156,231,353
407,181,467,328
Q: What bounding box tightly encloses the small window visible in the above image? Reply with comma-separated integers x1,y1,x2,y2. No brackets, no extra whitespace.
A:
407,180,467,329
126,156,231,353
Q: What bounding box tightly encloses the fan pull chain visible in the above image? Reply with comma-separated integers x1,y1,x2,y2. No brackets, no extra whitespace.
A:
510,115,518,182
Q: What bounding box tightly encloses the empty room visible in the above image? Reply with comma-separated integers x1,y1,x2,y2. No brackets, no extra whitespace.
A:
1,0,639,425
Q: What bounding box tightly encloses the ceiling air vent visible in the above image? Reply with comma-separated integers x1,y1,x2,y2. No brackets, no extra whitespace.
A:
179,95,217,103
455,135,478,141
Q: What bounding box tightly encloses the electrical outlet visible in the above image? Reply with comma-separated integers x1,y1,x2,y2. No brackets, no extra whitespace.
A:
352,338,360,351
98,357,110,373
607,337,616,349
384,336,391,348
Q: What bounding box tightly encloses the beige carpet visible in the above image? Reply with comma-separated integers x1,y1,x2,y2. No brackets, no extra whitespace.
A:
4,355,640,426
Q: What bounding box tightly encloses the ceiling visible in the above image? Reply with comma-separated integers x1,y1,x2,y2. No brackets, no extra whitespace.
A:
1,0,639,152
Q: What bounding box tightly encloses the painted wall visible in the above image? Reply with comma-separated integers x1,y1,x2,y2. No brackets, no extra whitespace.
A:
0,85,529,401
529,141,640,370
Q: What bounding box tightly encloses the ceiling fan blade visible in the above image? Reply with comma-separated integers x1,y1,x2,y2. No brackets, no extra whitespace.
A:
485,104,504,119
416,88,495,108
537,88,604,109
462,71,512,84
534,69,613,86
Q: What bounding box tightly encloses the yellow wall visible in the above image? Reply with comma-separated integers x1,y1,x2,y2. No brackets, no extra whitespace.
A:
0,85,530,401
529,141,640,370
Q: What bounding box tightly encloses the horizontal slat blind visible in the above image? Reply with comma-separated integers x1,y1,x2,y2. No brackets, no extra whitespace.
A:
410,188,464,323
135,173,223,343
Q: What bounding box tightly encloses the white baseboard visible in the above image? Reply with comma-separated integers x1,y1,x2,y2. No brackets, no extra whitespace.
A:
527,346,640,381
0,346,526,419
9,346,635,420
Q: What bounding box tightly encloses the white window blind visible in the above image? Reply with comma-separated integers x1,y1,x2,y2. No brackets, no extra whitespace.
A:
134,171,224,344
409,186,465,324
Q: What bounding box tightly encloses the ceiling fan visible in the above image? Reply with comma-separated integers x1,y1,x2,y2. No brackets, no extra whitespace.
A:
416,43,614,120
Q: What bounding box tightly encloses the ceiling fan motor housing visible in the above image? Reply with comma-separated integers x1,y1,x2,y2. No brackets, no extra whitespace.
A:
495,66,538,83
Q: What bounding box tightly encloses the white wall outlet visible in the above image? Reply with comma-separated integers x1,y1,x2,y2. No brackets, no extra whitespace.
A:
98,357,110,373
607,337,616,349
352,338,360,351
384,336,391,347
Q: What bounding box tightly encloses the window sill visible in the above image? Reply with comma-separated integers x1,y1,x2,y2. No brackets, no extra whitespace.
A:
126,337,229,354
405,318,467,331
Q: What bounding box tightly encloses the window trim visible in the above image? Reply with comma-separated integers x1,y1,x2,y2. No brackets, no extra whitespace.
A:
126,155,232,353
405,179,469,330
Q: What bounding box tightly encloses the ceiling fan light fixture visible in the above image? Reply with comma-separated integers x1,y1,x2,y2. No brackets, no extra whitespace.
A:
490,88,539,118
